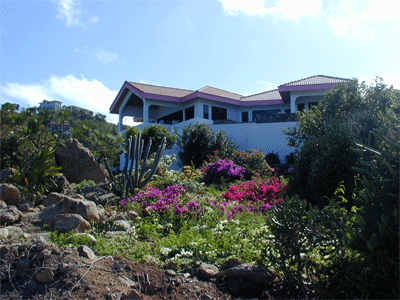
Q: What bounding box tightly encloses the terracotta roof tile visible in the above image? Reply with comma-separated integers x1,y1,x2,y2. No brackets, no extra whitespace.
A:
280,75,349,87
197,86,243,100
241,89,282,102
127,82,194,98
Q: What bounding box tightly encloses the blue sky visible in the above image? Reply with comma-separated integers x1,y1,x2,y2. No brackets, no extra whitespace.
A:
1,0,399,124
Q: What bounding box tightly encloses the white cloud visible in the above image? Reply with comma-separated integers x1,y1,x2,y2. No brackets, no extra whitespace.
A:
327,0,400,39
218,0,322,20
0,75,119,123
56,0,98,29
359,74,400,90
94,49,119,64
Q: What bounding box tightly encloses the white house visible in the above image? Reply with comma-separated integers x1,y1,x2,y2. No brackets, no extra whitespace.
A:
110,75,350,163
39,100,62,111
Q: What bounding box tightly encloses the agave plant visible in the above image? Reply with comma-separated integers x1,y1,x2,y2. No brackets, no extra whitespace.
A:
105,132,166,197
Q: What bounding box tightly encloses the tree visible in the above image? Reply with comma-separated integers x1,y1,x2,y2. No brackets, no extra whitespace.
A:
285,78,400,207
177,123,236,168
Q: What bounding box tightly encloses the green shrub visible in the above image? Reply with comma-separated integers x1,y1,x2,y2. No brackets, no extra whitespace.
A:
265,152,281,166
141,124,175,152
177,123,236,168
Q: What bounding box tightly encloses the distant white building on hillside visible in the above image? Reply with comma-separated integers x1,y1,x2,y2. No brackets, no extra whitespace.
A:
39,100,62,111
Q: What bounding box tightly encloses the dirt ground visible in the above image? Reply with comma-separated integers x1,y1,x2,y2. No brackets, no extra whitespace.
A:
0,225,234,300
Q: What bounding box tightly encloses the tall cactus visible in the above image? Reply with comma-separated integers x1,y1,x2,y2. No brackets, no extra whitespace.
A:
122,132,166,195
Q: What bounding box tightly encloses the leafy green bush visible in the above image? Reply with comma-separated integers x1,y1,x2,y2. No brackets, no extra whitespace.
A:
177,123,236,168
141,124,176,152
265,152,281,166
285,79,400,207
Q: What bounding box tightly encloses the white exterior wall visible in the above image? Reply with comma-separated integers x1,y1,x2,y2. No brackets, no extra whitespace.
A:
290,90,325,112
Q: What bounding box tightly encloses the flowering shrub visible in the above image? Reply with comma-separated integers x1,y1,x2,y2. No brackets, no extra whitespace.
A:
218,177,286,218
121,185,202,218
202,159,249,184
207,148,273,178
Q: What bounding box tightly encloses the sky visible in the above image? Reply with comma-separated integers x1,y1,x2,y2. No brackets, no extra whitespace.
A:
0,0,399,124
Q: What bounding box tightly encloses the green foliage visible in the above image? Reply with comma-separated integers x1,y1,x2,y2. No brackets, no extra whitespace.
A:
119,132,166,196
75,179,96,191
262,195,352,298
177,123,236,168
285,78,400,207
265,152,281,166
141,124,176,152
345,113,399,299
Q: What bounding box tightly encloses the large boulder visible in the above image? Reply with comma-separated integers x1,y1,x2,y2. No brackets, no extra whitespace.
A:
55,139,108,184
53,213,91,233
39,193,100,225
0,183,21,207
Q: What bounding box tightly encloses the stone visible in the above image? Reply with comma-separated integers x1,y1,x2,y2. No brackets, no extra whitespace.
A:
55,138,108,184
35,269,54,282
35,249,51,260
39,194,100,224
165,269,177,277
4,226,24,238
0,168,14,182
19,203,30,212
197,263,219,281
114,220,132,232
0,206,22,225
119,275,137,288
47,174,70,193
53,213,91,233
0,200,7,209
215,263,276,284
115,212,129,221
57,263,70,275
42,192,67,207
0,183,21,207
78,245,96,260
0,228,9,239
221,257,243,270
127,210,139,221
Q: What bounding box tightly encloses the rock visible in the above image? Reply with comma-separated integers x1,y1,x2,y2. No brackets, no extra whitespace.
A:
55,138,108,184
78,245,96,260
47,174,70,193
35,269,54,282
165,269,177,277
0,206,22,225
0,168,14,182
0,183,21,207
19,203,30,212
197,263,219,281
221,257,243,270
42,192,67,207
0,228,9,239
119,275,137,288
114,220,133,232
53,213,91,233
216,263,276,284
115,212,129,221
166,261,178,271
127,210,139,221
0,200,7,209
35,249,51,260
39,193,100,224
121,289,142,300
4,226,24,238
57,263,70,275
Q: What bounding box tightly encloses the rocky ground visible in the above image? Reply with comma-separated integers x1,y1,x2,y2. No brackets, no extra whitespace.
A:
0,181,281,300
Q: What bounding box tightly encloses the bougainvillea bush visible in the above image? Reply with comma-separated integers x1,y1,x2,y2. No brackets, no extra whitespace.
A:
207,148,274,179
201,159,250,184
218,177,286,218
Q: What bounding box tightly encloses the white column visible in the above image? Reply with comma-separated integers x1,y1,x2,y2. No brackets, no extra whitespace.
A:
143,101,149,124
290,94,297,113
118,111,124,133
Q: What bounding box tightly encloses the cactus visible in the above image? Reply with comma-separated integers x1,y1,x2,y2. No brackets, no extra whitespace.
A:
121,132,166,195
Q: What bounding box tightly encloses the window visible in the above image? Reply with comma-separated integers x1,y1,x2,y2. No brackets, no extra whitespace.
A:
297,103,305,112
252,109,280,123
212,106,227,121
242,111,249,123
185,106,194,120
203,105,209,119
